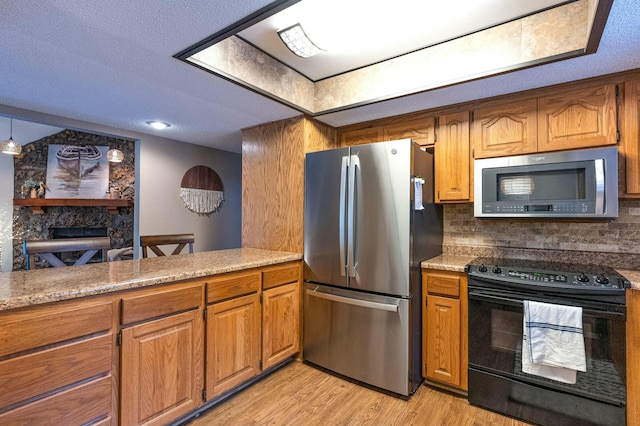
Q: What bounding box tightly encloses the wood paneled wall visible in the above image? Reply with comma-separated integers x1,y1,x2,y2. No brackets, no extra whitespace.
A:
241,116,337,253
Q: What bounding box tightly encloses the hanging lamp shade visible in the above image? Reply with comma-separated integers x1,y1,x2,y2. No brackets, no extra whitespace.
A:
106,148,124,162
0,119,22,155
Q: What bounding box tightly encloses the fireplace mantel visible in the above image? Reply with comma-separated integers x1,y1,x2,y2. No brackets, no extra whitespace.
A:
14,198,133,215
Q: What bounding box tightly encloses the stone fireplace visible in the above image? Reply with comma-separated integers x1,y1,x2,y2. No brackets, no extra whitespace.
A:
12,130,135,270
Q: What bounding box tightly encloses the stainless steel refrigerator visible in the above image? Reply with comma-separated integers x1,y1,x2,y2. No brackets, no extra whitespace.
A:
303,139,443,396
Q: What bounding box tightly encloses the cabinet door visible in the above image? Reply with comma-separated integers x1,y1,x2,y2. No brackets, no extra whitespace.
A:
262,282,300,369
120,309,203,426
385,116,436,148
623,79,640,197
340,126,384,146
435,112,471,202
425,294,461,387
206,293,261,398
538,84,617,152
472,99,538,158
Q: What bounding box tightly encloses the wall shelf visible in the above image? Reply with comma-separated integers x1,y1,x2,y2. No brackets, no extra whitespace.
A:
13,198,133,215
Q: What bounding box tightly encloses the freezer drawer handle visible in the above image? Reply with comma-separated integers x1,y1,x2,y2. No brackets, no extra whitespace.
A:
306,289,399,312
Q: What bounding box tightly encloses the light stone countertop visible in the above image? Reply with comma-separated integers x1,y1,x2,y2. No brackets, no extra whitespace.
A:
0,248,302,311
421,255,476,273
617,269,640,291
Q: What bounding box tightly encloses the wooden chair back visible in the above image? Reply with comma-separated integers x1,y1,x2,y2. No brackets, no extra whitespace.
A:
23,237,111,270
140,234,195,258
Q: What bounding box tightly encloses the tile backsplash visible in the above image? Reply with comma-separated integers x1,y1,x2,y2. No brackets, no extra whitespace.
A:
443,200,640,269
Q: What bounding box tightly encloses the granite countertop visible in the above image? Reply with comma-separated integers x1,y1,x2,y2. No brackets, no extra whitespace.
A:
617,269,640,290
422,254,640,290
0,248,302,311
421,254,476,272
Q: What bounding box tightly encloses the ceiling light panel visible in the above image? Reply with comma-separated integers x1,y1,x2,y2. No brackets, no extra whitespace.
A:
278,24,323,58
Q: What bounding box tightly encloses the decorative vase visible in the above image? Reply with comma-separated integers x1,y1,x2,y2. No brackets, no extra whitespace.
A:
30,188,37,198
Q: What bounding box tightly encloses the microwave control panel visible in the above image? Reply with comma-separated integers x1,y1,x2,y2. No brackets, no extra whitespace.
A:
482,201,593,215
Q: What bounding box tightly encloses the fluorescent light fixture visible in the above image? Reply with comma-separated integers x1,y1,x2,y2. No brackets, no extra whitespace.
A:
107,148,124,163
146,120,171,129
277,24,323,58
0,119,23,155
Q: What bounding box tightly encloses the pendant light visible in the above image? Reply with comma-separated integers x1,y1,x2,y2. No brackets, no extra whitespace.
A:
107,148,124,162
0,118,23,155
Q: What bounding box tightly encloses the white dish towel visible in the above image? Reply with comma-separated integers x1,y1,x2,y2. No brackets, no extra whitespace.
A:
522,300,586,384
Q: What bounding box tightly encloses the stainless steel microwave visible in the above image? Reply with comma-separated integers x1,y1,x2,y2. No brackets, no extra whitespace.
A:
474,147,618,218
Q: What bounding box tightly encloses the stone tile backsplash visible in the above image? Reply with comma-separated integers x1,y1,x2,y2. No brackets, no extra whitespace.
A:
443,200,640,269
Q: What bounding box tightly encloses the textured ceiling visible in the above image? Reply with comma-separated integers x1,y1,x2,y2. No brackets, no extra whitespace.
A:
1,0,639,154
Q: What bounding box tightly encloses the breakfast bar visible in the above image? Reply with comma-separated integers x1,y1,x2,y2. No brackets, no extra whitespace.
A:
0,248,302,425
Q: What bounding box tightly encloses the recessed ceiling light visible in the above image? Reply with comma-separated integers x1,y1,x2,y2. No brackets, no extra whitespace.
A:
146,120,171,129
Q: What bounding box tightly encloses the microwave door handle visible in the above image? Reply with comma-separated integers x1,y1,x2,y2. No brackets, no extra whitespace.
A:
595,158,605,214
339,156,349,277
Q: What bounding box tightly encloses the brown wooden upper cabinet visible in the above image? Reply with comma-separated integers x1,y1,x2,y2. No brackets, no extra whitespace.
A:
340,114,436,149
435,112,471,203
622,79,640,197
471,83,618,158
340,126,384,146
385,116,436,148
471,99,538,159
538,84,617,152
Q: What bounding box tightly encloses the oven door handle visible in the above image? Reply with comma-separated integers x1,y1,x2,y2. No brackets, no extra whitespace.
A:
469,289,626,318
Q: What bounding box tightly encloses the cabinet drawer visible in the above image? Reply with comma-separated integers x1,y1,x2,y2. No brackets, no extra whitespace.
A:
263,262,300,290
0,375,112,426
0,299,113,358
426,272,460,297
206,271,261,304
0,334,112,409
121,283,202,325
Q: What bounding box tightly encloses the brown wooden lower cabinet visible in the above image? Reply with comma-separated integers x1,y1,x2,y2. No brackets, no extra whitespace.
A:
0,375,113,425
262,281,300,369
206,292,262,398
204,261,302,401
0,296,116,426
422,269,468,393
0,260,302,426
120,309,204,426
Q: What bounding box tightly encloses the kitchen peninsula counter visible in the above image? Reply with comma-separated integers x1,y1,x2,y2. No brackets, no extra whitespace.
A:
0,247,302,311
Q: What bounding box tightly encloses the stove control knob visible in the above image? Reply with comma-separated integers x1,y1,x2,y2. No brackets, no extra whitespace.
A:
492,266,502,274
577,273,590,283
478,264,488,272
595,275,609,285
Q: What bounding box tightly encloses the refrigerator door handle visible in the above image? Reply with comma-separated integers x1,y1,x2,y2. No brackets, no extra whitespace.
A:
347,154,360,278
339,155,349,277
306,288,399,312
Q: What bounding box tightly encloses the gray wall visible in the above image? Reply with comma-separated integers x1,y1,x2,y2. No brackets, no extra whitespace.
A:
139,137,241,253
0,154,13,272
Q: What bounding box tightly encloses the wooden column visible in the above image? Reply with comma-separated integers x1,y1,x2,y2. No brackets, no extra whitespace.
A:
241,116,336,253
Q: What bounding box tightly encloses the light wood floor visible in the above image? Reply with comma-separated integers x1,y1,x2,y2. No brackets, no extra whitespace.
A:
184,361,531,426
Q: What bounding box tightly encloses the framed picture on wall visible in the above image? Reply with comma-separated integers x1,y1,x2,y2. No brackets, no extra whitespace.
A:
45,144,110,199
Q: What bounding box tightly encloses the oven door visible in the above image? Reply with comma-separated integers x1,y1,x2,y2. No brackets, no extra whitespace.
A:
468,285,626,426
